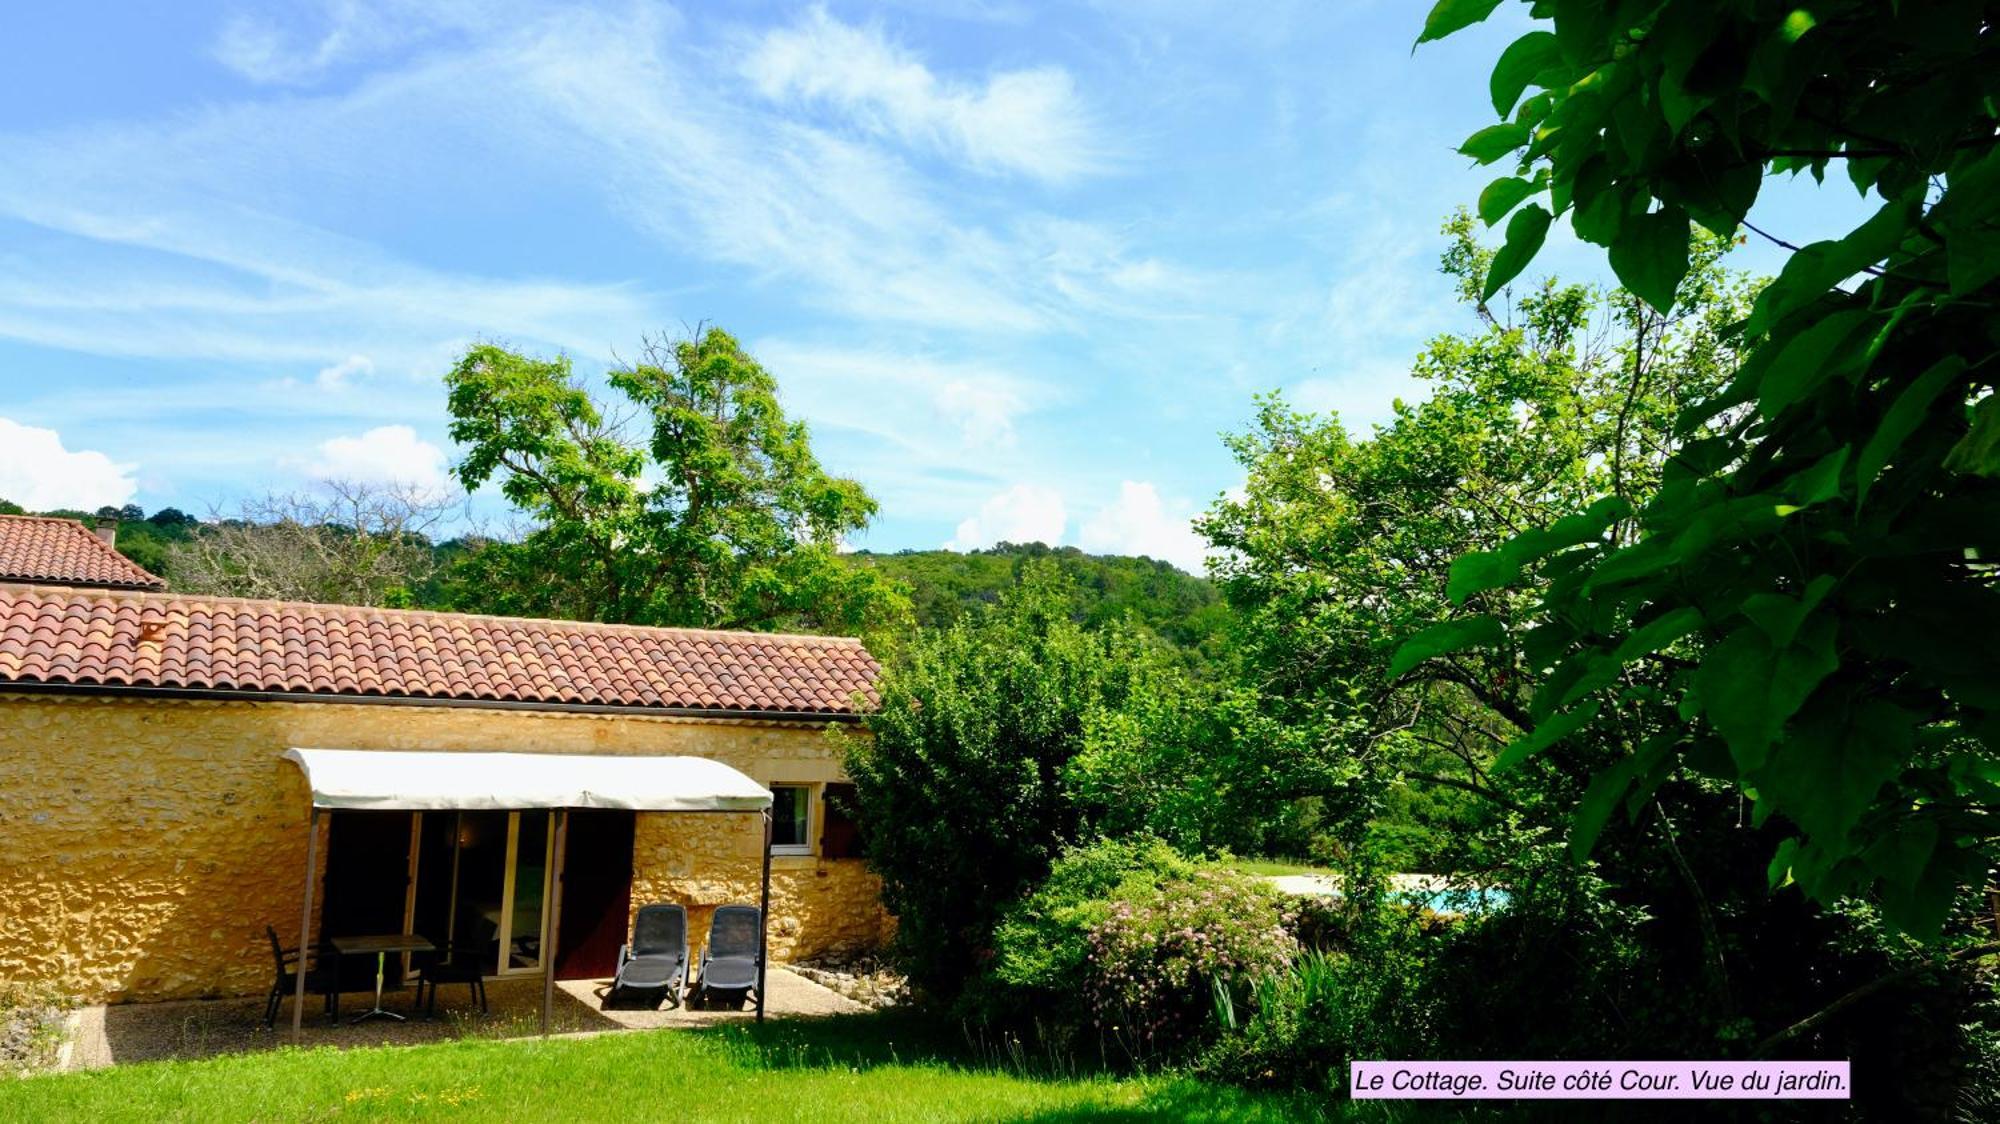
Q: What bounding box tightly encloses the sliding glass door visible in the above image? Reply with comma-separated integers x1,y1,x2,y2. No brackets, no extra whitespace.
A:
410,810,554,978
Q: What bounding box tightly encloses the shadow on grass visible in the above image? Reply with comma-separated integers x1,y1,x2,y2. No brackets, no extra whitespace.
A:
684,1013,1606,1122
689,1009,1091,1076
686,1010,1364,1121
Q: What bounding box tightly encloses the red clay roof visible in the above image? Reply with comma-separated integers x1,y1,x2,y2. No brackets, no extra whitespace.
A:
0,583,879,716
0,514,165,590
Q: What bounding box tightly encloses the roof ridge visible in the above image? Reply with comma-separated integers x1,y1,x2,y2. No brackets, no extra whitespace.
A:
0,579,865,646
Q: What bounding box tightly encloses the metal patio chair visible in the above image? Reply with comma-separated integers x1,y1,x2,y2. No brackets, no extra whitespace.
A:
263,925,339,1028
414,936,490,1017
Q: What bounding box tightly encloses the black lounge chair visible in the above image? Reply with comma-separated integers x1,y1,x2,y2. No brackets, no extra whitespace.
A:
415,936,490,1017
611,903,688,1007
264,925,339,1028
692,904,762,1010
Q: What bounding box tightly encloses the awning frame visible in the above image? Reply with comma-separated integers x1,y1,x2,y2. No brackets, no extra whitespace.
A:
286,748,776,1040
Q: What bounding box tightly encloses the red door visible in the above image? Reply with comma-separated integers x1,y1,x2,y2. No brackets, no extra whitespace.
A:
553,810,636,980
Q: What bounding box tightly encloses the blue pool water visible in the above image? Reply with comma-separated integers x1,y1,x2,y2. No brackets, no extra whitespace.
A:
1397,887,1512,914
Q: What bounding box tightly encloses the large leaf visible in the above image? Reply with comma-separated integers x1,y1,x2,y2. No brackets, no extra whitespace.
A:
1387,615,1505,679
1417,0,1505,45
1608,206,1691,313
1759,700,1913,846
1478,176,1538,227
1692,616,1839,773
1857,356,1967,504
1459,122,1531,164
1482,204,1552,300
1581,534,1677,592
1945,220,2000,296
1489,31,1562,114
1494,701,1600,772
1934,148,2000,295
1572,172,1628,246
1861,821,1979,935
1517,494,1631,560
1448,495,1629,603
1779,446,1848,507
1946,395,2000,477
1740,575,1835,648
1611,606,1703,663
1754,308,1873,417
1746,195,1918,334
1570,735,1671,860
1447,550,1518,604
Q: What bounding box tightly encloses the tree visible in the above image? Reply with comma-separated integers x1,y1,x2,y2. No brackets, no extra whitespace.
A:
167,480,454,607
1202,215,1753,868
1415,0,2000,934
444,328,906,635
839,564,1113,998
1204,220,1997,1094
847,543,1231,663
836,560,1254,998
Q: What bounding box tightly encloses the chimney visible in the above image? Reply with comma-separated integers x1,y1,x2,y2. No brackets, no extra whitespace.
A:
93,516,118,548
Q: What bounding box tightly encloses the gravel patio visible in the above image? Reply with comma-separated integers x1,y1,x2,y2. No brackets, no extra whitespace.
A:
61,969,863,1071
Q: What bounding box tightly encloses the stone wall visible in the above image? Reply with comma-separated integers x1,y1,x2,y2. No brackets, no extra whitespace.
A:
630,812,890,965
0,693,890,1004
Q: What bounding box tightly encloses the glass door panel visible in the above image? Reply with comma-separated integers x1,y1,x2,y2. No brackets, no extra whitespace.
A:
452,811,510,977
504,811,551,973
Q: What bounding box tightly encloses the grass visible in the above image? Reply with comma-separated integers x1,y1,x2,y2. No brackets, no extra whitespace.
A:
0,1010,1361,1122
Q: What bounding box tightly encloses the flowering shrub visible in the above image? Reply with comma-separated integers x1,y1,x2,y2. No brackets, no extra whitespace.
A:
986,837,1193,1028
987,839,1298,1064
1082,870,1297,1060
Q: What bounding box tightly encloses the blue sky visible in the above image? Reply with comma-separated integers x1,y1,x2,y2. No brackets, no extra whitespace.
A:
0,1,1868,570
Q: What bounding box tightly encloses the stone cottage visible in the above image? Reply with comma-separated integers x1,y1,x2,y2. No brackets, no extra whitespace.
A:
0,513,889,1007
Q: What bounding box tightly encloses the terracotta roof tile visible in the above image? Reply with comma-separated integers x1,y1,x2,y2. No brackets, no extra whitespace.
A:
0,515,165,590
0,583,880,715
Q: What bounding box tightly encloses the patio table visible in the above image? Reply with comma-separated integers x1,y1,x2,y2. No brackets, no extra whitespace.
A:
329,933,435,1023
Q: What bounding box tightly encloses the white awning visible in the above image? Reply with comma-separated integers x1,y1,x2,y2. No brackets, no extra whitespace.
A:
283,747,772,812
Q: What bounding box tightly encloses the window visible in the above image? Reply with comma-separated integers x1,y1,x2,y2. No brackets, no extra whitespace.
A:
770,784,812,855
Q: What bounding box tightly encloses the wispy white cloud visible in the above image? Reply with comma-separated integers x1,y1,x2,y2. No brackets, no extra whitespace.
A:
754,340,1054,453
315,354,375,389
743,7,1111,182
0,0,1221,362
0,0,1466,549
946,483,1066,550
213,1,370,85
0,417,139,510
0,193,656,374
210,0,488,86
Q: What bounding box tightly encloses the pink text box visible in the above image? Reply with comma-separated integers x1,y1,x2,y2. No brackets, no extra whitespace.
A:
1349,1061,1851,1099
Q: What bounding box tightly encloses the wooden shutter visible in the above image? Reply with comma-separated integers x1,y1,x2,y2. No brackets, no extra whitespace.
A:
819,783,865,860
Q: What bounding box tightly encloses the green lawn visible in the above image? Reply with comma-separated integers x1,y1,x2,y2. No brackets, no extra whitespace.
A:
1,1012,1353,1122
